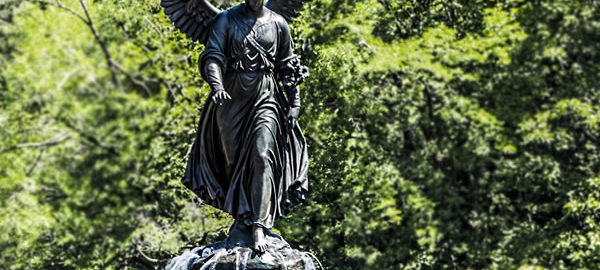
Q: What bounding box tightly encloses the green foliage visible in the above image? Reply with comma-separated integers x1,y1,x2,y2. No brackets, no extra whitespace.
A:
372,0,497,41
1,0,599,269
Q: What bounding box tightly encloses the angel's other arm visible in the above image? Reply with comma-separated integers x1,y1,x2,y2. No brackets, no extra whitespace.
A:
199,11,231,105
204,59,231,105
199,11,228,81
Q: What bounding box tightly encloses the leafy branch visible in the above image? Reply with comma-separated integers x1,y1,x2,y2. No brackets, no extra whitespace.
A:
0,135,71,154
27,0,156,95
28,0,120,87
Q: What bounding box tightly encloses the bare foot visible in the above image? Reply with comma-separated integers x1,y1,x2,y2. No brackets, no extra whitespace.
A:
252,225,268,253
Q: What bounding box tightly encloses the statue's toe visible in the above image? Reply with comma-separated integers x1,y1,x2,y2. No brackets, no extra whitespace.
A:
259,243,268,253
253,242,267,254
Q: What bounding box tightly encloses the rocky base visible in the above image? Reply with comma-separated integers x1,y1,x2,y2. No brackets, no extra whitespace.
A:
166,236,322,270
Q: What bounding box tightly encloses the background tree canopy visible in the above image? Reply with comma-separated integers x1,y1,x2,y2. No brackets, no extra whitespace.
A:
1,0,599,269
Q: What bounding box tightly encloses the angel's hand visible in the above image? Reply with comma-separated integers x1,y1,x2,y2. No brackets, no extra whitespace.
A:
287,106,300,123
212,90,231,106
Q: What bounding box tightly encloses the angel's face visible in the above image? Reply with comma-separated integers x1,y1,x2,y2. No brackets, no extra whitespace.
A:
245,0,264,12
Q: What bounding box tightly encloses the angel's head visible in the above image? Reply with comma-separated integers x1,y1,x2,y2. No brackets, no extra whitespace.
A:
245,0,264,12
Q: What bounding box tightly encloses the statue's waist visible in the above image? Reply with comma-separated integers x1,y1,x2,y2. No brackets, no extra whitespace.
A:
227,69,274,75
224,70,276,84
229,59,275,73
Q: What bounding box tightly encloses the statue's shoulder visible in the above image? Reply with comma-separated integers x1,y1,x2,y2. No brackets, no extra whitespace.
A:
264,8,290,33
212,5,240,30
222,4,244,19
266,8,289,26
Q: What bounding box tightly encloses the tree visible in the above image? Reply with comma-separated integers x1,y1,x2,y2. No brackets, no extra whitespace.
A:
1,0,598,269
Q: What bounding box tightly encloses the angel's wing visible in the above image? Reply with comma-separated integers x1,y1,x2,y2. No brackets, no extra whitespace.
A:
161,0,222,44
266,0,311,22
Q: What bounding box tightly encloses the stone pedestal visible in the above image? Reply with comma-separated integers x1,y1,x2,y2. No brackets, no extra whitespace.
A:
166,235,322,270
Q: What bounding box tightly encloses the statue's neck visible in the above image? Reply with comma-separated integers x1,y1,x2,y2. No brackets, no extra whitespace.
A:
243,4,265,18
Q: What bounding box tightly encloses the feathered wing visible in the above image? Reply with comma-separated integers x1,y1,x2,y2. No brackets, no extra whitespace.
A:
266,0,312,22
161,0,222,44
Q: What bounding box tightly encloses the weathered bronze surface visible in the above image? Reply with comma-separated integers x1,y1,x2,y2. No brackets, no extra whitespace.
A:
162,0,310,253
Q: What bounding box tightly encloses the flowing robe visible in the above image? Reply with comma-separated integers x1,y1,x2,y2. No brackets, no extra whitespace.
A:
182,5,309,229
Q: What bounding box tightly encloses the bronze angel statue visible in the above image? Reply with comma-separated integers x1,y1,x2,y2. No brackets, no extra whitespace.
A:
161,0,310,253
